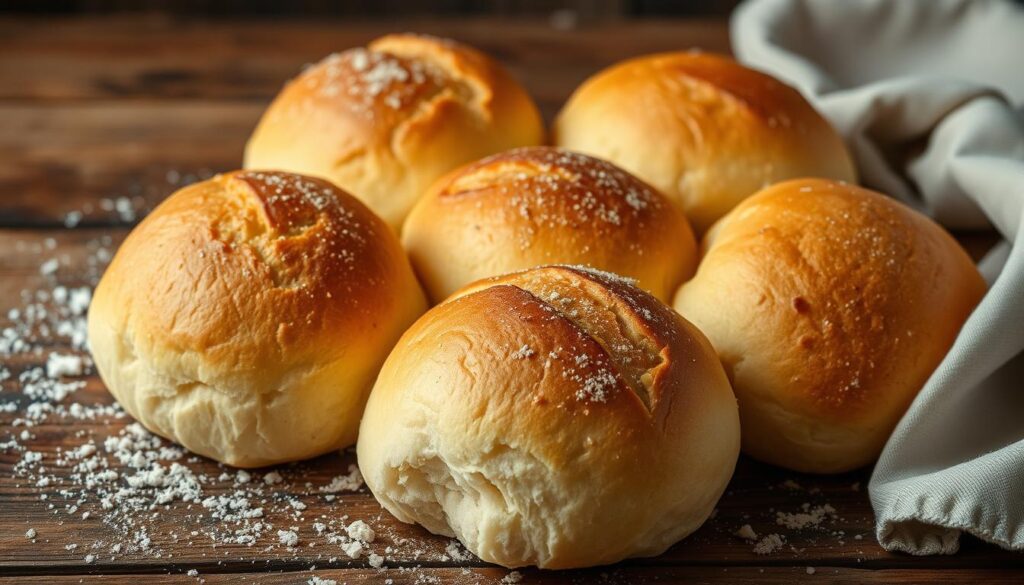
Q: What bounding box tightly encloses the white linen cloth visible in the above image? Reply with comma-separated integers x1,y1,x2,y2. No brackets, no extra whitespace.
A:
731,0,1024,555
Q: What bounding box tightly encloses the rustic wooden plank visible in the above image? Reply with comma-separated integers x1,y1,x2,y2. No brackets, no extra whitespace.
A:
0,16,732,102
0,103,256,228
0,104,1010,258
0,228,1018,578
0,415,886,571
0,17,731,228
3,567,1024,585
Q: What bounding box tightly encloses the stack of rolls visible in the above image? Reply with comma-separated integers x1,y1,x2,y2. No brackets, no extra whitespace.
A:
88,35,986,571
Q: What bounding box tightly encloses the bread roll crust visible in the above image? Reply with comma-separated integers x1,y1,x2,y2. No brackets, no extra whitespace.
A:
358,265,739,568
554,52,856,232
244,33,544,230
402,147,697,303
88,171,426,467
674,179,985,473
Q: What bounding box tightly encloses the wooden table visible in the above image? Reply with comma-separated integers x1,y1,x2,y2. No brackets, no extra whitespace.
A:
0,15,1017,584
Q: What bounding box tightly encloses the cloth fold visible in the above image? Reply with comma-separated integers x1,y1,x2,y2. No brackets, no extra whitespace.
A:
731,0,1024,555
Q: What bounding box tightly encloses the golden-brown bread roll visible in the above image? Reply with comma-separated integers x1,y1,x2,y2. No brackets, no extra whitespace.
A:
244,33,545,231
553,52,856,233
88,171,426,467
402,146,698,304
674,179,986,473
358,265,740,569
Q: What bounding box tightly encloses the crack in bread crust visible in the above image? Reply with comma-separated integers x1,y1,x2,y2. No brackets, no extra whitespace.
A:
476,267,668,412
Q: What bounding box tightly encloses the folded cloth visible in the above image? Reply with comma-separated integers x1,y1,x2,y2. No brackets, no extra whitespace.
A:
731,0,1024,555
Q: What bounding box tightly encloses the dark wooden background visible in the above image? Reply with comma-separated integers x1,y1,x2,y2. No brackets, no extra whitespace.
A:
0,13,1017,585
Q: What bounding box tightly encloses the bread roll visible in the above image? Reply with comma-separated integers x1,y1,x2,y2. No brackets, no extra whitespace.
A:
402,146,698,304
553,51,856,233
88,171,426,467
244,34,545,231
674,179,985,473
358,265,740,569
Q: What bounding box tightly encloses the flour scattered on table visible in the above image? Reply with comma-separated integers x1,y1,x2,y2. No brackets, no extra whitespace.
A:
0,240,393,571
346,519,375,543
342,540,363,559
776,503,837,530
46,352,86,378
753,533,787,555
39,258,59,276
278,529,300,547
320,465,363,493
445,540,472,562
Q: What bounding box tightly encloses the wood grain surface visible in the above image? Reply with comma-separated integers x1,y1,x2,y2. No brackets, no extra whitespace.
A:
0,14,1016,585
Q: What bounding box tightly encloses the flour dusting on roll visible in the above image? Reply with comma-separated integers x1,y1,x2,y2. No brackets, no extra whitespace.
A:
358,265,740,569
402,146,698,304
88,171,426,468
245,34,545,231
674,178,985,473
